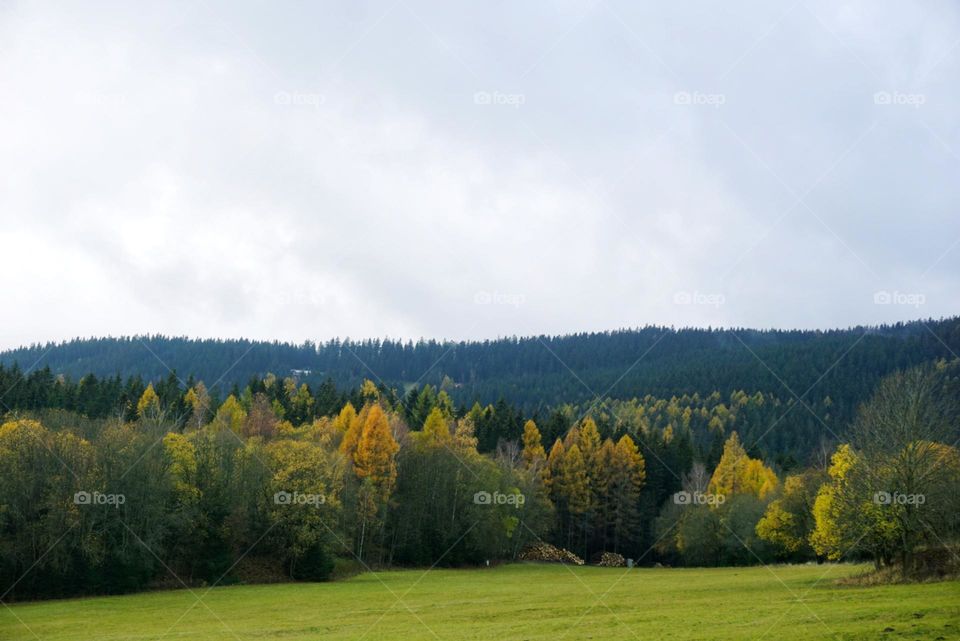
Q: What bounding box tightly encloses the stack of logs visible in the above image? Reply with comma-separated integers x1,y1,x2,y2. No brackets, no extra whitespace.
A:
519,542,585,565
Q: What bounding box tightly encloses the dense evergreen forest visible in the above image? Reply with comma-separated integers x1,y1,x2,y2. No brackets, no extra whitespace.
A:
2,361,957,599
1,321,958,599
2,317,958,462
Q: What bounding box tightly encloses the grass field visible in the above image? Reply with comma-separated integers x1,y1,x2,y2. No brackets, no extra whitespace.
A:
2,563,958,640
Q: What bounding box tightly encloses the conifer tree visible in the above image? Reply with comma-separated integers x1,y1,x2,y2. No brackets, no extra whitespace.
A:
708,432,777,500
137,383,161,420
213,394,246,433
521,420,546,468
354,405,400,501
338,403,363,464
420,406,452,447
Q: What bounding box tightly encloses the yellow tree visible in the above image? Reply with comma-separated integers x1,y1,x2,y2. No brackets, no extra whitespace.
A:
808,443,899,565
521,420,546,468
163,432,199,503
594,439,617,499
810,444,859,560
521,419,551,494
578,418,601,456
708,431,777,500
563,425,580,450
360,379,380,402
419,406,452,447
452,416,479,455
546,438,565,497
742,458,779,499
334,402,358,433
338,403,364,464
184,382,210,430
353,404,400,560
559,444,591,518
212,394,246,433
354,405,400,502
603,435,646,551
267,439,344,576
615,435,646,495
137,384,161,420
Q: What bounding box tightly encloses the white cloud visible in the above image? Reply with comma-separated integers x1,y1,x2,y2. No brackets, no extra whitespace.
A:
0,0,958,349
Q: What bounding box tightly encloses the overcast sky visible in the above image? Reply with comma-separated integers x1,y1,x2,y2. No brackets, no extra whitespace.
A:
1,1,958,350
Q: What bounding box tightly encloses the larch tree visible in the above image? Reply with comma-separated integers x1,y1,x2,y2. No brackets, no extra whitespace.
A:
559,444,592,534
137,383,161,420
353,404,400,560
521,420,546,469
708,432,777,500
338,403,364,464
334,402,358,433
578,417,602,466
212,394,247,433
360,379,380,402
354,404,400,501
605,435,646,552
419,406,452,448
546,438,565,499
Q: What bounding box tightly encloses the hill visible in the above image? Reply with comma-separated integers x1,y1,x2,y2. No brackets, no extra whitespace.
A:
2,318,958,411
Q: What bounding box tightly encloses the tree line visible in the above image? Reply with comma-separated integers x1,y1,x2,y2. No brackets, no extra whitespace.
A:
1,361,957,599
3,316,958,436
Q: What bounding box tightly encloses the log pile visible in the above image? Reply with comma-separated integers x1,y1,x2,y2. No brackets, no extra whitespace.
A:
596,551,626,567
519,542,585,565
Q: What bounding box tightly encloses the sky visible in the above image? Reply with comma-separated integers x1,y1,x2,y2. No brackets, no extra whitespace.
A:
1,1,958,350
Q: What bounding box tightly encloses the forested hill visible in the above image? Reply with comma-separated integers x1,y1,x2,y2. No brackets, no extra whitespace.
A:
3,318,959,412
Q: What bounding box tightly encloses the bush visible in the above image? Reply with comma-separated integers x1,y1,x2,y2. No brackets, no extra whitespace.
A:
290,544,334,582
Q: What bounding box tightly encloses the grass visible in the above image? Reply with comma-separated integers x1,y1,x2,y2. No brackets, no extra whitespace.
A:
2,563,958,640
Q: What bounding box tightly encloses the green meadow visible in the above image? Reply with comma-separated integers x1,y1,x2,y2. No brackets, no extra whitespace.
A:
3,563,958,640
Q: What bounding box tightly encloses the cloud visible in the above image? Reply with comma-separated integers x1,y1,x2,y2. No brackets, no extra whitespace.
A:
0,0,958,350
